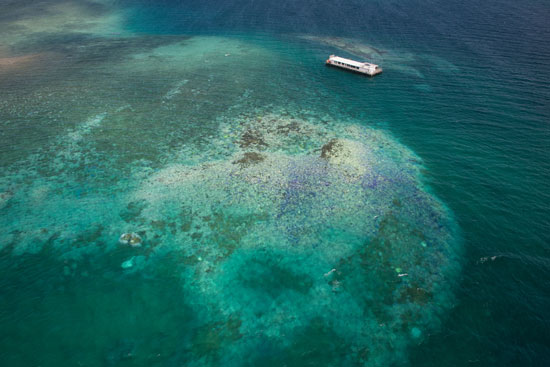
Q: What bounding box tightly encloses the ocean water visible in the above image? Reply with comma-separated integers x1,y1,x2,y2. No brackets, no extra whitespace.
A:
0,0,549,366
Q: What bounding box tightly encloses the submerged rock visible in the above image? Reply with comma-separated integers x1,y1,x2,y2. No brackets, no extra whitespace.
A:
232,152,266,167
121,255,147,270
239,129,267,149
129,233,142,247
119,233,132,244
121,256,135,269
118,232,142,247
320,139,342,159
411,327,422,339
320,138,368,175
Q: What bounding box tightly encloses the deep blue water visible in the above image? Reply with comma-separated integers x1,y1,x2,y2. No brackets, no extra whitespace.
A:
1,0,549,366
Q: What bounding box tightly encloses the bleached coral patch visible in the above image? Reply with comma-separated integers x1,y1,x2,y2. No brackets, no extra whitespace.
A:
123,110,460,366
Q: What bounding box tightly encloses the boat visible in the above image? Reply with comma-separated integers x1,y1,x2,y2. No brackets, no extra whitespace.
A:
325,55,382,76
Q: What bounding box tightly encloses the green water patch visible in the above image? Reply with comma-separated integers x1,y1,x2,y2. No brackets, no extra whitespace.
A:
250,317,355,367
238,257,314,297
0,242,197,367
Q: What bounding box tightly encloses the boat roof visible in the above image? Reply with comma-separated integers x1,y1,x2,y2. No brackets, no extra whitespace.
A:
330,55,377,68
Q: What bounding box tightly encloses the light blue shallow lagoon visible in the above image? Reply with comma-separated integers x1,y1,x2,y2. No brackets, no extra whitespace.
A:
0,1,549,366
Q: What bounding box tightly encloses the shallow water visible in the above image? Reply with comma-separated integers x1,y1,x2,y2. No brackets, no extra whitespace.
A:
1,0,549,366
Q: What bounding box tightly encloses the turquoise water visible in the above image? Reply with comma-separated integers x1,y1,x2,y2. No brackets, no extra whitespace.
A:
1,0,549,366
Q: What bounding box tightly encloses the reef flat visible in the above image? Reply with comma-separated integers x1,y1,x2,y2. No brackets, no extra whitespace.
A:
0,7,461,365
130,110,461,365
0,99,460,366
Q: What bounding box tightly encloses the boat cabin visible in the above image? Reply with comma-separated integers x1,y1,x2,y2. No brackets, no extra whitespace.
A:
326,55,382,76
